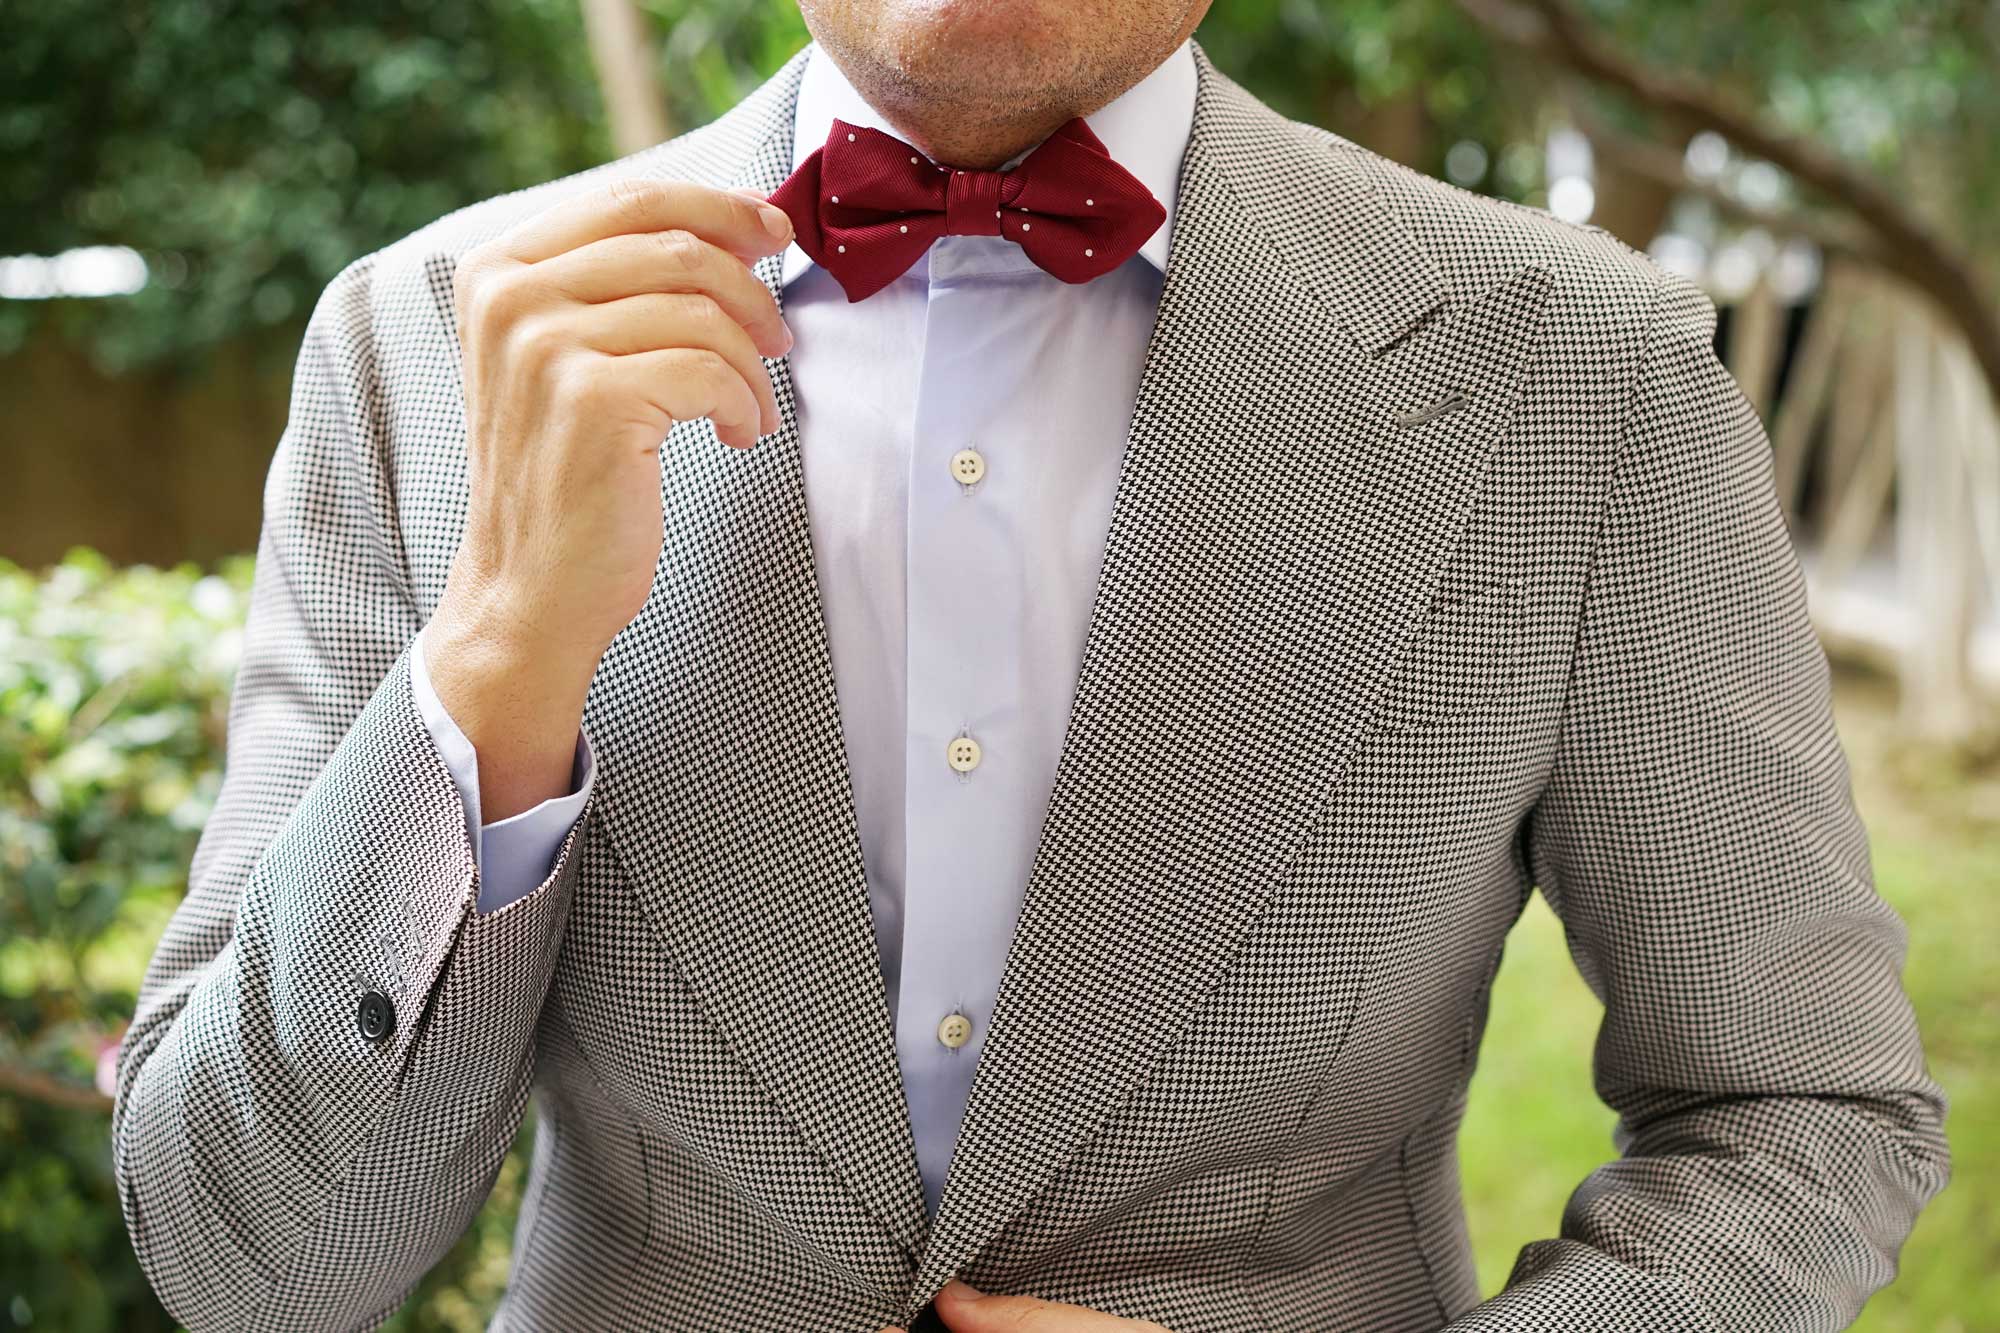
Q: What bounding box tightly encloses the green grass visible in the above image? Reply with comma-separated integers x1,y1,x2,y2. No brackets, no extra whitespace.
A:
1459,669,2000,1329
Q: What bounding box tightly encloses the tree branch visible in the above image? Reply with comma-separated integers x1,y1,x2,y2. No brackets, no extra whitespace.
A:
1575,111,1891,269
0,1058,113,1114
1459,0,2000,407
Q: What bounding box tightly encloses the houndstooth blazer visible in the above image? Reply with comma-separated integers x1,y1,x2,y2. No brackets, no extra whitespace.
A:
113,40,1948,1333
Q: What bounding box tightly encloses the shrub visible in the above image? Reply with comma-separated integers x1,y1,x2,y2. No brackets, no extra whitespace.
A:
0,551,520,1332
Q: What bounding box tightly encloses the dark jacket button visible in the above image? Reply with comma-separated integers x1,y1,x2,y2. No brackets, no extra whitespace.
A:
357,990,396,1042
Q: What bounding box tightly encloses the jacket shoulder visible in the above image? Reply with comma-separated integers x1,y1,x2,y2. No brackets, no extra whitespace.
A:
1289,119,1683,322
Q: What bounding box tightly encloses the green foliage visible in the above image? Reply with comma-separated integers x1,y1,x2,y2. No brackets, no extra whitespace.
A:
642,0,812,131
0,551,540,1330
1198,0,1999,256
0,551,251,1329
0,0,609,370
1198,0,1521,182
0,551,248,1051
1563,0,1999,246
0,1089,176,1331
7,1,1993,373
0,0,818,374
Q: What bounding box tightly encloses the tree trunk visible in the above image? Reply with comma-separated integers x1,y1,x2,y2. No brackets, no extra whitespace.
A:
580,0,672,157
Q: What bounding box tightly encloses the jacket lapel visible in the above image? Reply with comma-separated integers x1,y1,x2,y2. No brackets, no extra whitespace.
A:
584,48,931,1294
906,46,1554,1309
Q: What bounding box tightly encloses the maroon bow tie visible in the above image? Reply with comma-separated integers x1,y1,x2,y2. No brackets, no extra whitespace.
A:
767,116,1166,302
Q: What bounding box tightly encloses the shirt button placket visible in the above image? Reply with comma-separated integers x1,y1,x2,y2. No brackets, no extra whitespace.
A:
946,443,985,781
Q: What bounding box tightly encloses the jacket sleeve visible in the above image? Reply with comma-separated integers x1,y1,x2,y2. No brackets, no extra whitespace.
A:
1447,273,1949,1332
110,254,595,1331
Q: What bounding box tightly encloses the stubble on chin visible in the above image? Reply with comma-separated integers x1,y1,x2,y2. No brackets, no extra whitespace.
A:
800,0,1196,167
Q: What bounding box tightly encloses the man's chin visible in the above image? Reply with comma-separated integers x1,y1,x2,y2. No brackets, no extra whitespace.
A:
810,0,1093,87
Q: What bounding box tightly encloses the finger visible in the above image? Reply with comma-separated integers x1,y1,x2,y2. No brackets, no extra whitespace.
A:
533,229,791,358
601,345,768,451
498,177,793,266
934,1281,1057,1331
563,292,780,434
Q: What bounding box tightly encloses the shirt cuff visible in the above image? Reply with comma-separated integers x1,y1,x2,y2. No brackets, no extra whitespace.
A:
409,623,596,913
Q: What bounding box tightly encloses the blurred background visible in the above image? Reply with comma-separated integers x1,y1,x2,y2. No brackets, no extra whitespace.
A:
2,1,1995,1328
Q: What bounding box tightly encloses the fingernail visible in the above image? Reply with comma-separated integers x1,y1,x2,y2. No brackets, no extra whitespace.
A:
780,319,795,353
760,202,793,242
940,1279,983,1300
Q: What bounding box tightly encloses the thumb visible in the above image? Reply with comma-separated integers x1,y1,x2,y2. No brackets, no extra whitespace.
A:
932,1281,1006,1330
932,1280,1072,1330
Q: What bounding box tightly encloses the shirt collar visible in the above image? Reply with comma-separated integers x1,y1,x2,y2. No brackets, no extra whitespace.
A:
778,39,1197,288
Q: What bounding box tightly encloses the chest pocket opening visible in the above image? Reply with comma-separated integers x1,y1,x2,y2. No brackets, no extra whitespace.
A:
1375,577,1524,732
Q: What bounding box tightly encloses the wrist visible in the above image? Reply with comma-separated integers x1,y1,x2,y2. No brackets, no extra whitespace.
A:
424,584,601,821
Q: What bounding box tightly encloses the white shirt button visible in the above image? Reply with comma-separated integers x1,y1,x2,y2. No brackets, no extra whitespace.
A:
946,735,982,773
936,1012,974,1049
950,448,986,486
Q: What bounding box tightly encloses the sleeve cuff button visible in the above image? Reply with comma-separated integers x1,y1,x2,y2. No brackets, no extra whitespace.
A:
357,989,397,1043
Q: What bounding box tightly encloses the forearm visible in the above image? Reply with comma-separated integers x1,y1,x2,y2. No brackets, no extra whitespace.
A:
410,621,596,914
421,573,601,822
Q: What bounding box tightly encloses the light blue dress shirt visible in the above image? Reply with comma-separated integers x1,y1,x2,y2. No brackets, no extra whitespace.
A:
411,38,1196,1214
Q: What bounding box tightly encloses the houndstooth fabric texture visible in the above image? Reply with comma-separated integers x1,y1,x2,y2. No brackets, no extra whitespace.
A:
112,40,1948,1333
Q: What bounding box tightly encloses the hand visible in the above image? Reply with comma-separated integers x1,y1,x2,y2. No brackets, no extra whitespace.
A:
881,1280,1172,1332
425,178,795,819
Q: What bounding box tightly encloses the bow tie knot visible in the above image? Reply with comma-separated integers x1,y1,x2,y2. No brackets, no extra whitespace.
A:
769,117,1165,302
944,168,1007,237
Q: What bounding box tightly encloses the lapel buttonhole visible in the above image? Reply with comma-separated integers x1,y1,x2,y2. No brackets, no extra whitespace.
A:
1395,390,1471,429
